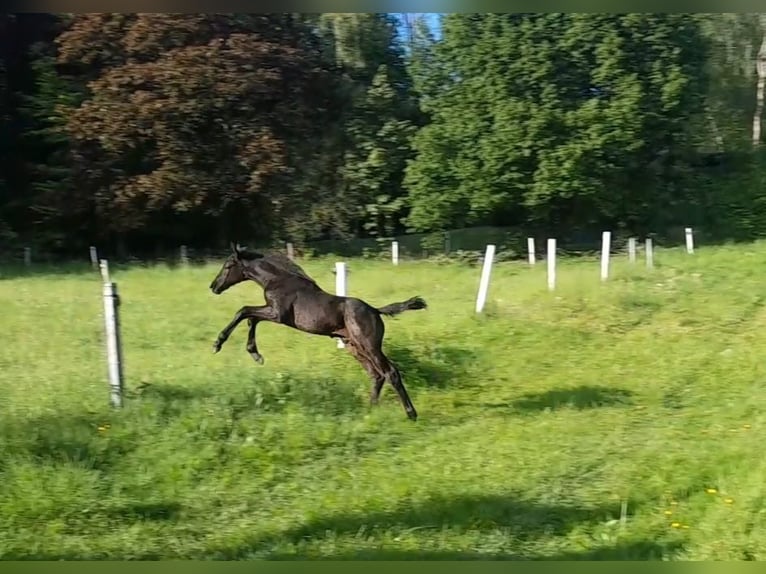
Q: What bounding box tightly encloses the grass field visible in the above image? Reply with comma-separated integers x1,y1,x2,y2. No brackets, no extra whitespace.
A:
2,243,766,560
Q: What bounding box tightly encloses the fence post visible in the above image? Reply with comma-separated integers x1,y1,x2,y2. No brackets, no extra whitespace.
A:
547,238,556,291
179,245,189,266
645,238,654,269
99,259,124,408
286,242,294,261
628,238,636,264
527,237,535,265
444,231,451,254
392,240,399,266
475,244,496,313
89,246,99,270
600,231,611,281
335,261,347,349
685,227,694,254
23,247,31,267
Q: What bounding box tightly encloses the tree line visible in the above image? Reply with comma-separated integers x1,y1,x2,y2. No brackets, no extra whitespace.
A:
2,13,766,258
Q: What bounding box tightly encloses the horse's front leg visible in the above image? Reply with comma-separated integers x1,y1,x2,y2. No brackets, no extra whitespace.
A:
213,305,277,354
245,318,265,364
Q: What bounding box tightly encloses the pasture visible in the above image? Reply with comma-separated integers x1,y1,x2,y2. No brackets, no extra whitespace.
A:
1,243,766,560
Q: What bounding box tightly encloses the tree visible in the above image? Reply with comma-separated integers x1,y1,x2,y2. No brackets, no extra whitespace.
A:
0,16,11,244
308,13,419,239
56,13,340,251
404,13,710,237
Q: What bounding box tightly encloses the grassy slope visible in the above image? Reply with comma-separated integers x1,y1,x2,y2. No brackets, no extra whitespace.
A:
1,244,765,560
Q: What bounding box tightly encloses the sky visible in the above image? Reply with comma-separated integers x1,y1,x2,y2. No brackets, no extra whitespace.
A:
392,13,443,41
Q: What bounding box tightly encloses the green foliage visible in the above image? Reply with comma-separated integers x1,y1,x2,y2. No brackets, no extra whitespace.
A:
18,53,83,249
3,13,766,253
404,14,710,236
309,14,418,241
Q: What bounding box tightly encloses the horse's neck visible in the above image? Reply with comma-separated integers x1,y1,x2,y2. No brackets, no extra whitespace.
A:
243,269,268,288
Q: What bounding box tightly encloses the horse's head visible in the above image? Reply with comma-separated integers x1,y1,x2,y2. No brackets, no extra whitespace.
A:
209,242,264,295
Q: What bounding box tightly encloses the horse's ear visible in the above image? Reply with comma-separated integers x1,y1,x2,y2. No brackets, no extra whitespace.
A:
229,242,241,259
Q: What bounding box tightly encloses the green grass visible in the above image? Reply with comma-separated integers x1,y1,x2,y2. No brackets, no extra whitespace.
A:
1,243,766,560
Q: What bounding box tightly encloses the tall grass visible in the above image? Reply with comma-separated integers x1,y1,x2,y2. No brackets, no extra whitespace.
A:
1,243,765,559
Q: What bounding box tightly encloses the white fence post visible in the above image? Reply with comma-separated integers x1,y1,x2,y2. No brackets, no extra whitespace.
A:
335,261,347,348
600,231,611,281
645,238,654,269
99,258,110,283
286,242,294,261
23,247,31,267
179,245,189,266
89,246,99,270
392,241,399,266
475,244,496,313
685,227,694,254
628,237,636,264
99,259,124,408
527,237,535,265
547,238,556,291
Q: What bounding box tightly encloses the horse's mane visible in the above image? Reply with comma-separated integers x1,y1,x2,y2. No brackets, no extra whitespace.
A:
260,252,319,285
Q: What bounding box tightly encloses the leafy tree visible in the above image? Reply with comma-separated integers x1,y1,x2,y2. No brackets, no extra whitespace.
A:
309,13,419,240
404,13,710,237
56,13,340,251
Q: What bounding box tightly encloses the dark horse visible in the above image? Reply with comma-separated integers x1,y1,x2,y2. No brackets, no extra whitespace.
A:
209,243,427,420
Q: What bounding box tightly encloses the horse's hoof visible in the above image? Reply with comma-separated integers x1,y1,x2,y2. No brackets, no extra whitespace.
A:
212,342,222,354
250,353,264,365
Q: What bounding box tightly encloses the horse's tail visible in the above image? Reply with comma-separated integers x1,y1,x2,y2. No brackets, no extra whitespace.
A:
376,296,428,317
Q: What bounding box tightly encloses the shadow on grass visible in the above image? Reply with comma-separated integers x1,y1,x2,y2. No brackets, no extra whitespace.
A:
128,340,472,419
0,382,219,472
263,539,682,560
209,493,679,560
132,375,367,419
385,343,477,390
103,501,182,522
130,381,217,402
492,385,635,414
0,411,138,472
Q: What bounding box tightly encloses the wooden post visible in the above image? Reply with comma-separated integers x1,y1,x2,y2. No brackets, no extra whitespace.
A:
286,242,295,261
444,231,451,254
547,238,556,291
100,259,124,408
685,227,694,254
475,244,496,313
179,245,189,266
392,241,399,266
23,247,31,267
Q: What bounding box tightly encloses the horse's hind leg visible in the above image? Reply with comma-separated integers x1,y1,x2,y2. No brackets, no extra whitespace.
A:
346,342,385,405
379,354,417,421
245,319,264,365
360,343,417,421
345,302,417,420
